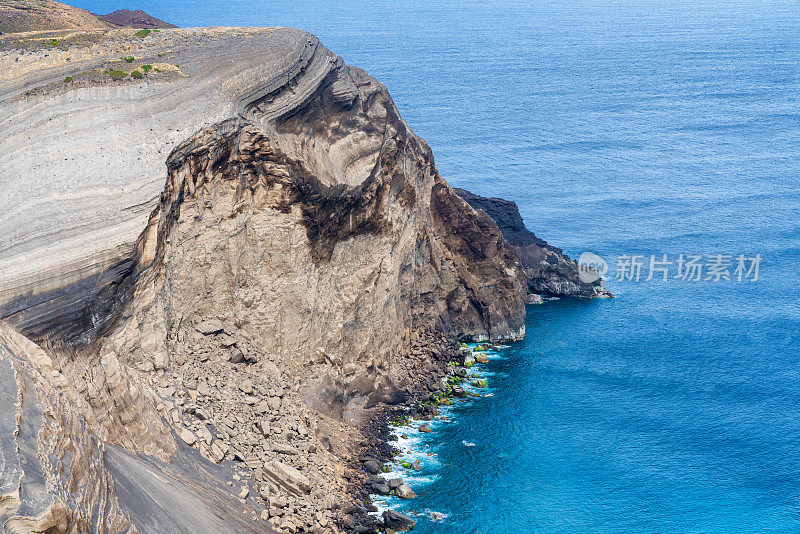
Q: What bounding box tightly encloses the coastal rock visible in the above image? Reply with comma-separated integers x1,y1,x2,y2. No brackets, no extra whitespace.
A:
364,459,383,475
382,510,416,532
370,480,391,495
419,425,432,433
474,353,489,364
527,293,545,304
454,188,612,298
396,485,417,499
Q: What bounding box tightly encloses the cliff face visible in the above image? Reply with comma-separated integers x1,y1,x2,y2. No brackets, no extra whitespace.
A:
454,188,611,298
0,26,526,533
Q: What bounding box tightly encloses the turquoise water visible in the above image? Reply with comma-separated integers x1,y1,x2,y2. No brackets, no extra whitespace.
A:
76,1,800,531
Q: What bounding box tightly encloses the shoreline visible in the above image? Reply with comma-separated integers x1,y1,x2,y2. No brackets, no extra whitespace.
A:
349,341,507,532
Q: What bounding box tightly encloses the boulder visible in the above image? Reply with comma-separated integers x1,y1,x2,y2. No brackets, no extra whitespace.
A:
197,425,213,445
179,428,198,446
256,420,270,436
388,478,403,489
262,460,311,496
418,425,431,433
463,354,475,368
474,353,489,364
272,443,299,455
472,379,488,388
382,510,416,532
209,440,229,463
527,293,545,304
396,484,417,499
363,459,382,475
195,319,223,335
370,480,391,495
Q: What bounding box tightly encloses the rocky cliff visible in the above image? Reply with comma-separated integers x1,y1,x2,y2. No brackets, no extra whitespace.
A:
455,188,611,298
0,25,529,533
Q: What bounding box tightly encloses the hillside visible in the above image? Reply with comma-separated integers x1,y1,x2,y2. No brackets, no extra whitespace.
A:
0,0,111,33
0,0,174,34
99,8,176,28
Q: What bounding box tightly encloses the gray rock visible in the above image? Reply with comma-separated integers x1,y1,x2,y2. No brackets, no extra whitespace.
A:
382,510,416,532
179,428,198,446
363,459,382,475
272,443,299,455
262,460,311,496
370,481,391,495
196,319,224,335
396,484,417,499
197,426,213,445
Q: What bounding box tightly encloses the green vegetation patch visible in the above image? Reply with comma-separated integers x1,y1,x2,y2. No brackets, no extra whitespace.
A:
64,76,73,83
108,69,127,79
121,56,134,63
141,64,153,73
134,29,151,38
131,70,143,79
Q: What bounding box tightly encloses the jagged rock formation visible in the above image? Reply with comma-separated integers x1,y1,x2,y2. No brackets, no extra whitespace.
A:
455,188,611,298
0,25,529,533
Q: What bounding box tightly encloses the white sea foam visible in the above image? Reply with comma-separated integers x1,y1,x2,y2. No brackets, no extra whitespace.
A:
369,342,505,520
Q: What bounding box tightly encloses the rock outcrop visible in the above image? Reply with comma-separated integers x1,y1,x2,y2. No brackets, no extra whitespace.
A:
0,24,529,533
455,188,611,298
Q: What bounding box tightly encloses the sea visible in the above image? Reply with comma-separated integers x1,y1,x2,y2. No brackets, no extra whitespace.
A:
73,1,800,531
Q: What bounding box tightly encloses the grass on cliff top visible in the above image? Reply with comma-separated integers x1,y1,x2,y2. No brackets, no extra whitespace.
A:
134,29,151,38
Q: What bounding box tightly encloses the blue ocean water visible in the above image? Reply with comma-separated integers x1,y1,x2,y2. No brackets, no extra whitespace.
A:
74,1,800,531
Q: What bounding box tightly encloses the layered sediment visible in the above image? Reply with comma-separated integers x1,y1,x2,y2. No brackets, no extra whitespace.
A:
0,25,537,533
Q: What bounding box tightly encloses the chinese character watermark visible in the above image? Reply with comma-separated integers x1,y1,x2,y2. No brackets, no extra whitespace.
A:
578,252,761,283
